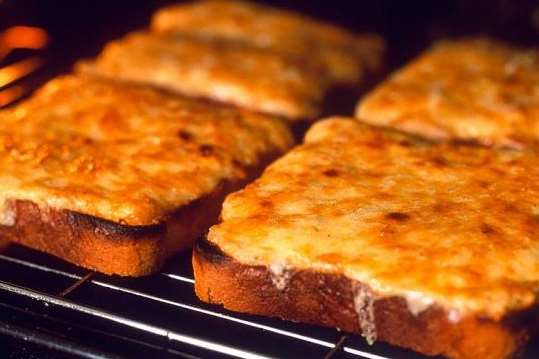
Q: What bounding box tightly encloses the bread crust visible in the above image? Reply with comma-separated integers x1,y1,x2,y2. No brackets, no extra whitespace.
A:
199,117,539,357
210,117,539,318
0,153,278,276
1,199,164,276
0,75,293,276
193,239,534,359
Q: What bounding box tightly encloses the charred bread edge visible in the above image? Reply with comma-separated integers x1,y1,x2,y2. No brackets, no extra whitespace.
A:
1,198,189,277
0,150,284,277
193,238,536,359
67,208,164,237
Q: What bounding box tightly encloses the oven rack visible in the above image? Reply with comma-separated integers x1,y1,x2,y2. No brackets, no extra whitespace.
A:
0,244,442,359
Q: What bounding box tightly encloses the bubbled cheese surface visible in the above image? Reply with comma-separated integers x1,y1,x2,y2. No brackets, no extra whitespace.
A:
209,117,539,319
0,75,293,225
77,32,328,119
151,0,384,84
357,38,539,147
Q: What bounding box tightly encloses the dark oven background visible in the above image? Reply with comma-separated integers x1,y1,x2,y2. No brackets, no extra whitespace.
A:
2,0,539,74
1,1,539,359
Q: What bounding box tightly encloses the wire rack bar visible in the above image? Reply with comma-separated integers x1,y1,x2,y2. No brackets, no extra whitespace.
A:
0,280,272,359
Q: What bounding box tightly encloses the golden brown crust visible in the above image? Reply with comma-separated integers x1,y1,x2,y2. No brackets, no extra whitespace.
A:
0,74,292,275
357,38,539,147
77,32,328,120
0,75,293,226
193,239,533,359
202,117,539,357
210,117,539,318
151,0,384,85
0,150,277,276
2,200,164,276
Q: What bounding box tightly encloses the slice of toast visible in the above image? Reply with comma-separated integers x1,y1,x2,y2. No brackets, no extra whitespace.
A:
76,32,329,120
151,0,385,85
356,38,539,148
0,75,293,276
194,117,539,359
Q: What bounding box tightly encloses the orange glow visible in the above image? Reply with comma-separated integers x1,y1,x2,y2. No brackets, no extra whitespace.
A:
0,57,43,88
0,85,25,108
0,26,49,59
0,26,48,107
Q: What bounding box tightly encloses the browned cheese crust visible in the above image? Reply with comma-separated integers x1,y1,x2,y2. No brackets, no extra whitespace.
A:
197,117,539,358
357,38,539,148
151,0,384,85
77,32,328,120
0,75,293,275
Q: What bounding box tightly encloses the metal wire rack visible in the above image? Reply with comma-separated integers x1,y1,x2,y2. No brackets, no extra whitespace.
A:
0,244,437,359
1,25,538,359
0,241,537,359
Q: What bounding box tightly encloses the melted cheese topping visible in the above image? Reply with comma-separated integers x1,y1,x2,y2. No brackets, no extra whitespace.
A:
357,38,539,147
0,75,293,225
209,117,539,319
151,0,384,84
77,32,327,120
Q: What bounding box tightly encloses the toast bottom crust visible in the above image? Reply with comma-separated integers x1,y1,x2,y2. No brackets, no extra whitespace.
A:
0,156,278,276
193,239,535,359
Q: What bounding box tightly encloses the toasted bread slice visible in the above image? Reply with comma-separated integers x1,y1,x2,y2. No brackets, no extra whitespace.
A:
77,32,329,120
357,38,539,148
151,0,384,85
195,117,539,359
0,75,293,276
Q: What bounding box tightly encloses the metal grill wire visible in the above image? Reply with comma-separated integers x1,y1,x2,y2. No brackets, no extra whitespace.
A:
0,248,403,359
